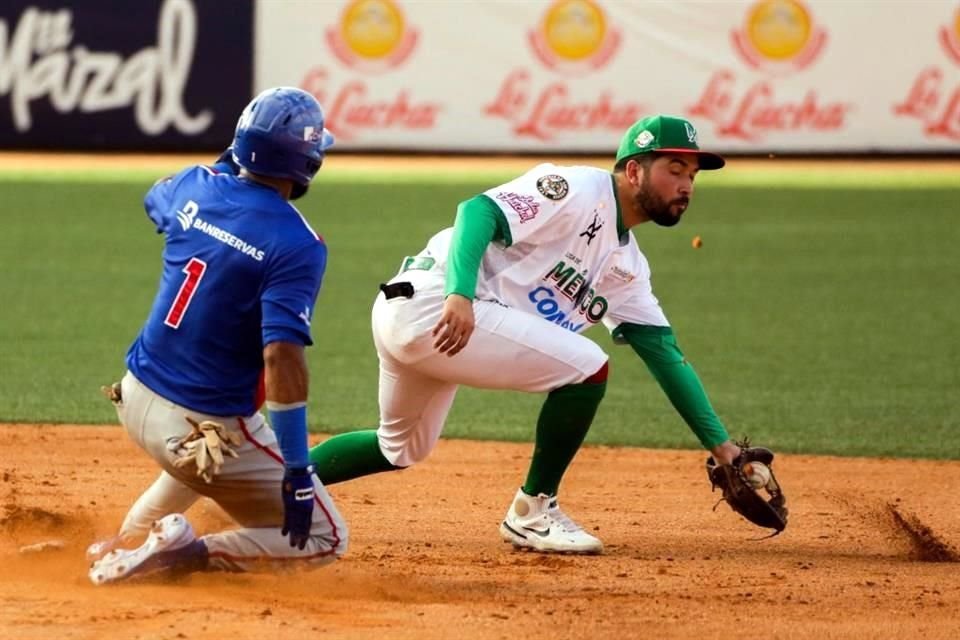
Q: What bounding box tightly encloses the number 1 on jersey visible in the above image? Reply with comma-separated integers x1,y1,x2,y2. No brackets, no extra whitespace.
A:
164,258,207,329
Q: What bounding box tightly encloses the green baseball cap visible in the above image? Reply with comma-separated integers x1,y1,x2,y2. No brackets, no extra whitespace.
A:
615,115,725,170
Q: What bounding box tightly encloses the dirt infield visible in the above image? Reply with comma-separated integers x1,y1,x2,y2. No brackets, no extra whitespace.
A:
1,424,959,640
3,154,958,637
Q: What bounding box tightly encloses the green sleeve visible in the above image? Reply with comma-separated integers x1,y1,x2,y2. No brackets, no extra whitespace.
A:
613,323,730,449
445,194,513,299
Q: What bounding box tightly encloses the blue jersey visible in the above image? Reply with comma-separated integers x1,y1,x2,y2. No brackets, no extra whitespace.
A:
126,165,326,417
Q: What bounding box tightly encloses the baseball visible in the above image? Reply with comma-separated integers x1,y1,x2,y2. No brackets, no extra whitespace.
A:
691,235,703,249
742,462,771,489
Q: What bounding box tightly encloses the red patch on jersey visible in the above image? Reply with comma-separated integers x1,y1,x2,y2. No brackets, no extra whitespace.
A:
495,191,540,223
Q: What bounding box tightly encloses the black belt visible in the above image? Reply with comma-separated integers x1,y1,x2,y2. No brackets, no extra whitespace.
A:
379,281,414,300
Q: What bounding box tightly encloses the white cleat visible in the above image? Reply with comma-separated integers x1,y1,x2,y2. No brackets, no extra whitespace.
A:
499,488,603,555
85,535,129,564
88,514,202,586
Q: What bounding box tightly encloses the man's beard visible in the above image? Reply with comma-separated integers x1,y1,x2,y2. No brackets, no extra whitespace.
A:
635,172,689,227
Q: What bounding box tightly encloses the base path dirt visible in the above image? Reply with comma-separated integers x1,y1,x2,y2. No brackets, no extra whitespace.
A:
1,424,958,640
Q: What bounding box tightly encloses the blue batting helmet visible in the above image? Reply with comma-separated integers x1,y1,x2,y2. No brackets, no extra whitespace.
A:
231,87,335,188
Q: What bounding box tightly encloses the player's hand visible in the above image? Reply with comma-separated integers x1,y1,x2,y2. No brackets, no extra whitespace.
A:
432,294,475,356
709,440,742,465
281,465,315,549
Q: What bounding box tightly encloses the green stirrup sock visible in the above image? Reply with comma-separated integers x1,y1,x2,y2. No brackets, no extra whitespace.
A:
309,430,400,485
523,379,607,497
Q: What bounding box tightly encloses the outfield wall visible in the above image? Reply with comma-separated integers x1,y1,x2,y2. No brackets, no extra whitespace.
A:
1,0,959,153
0,0,253,150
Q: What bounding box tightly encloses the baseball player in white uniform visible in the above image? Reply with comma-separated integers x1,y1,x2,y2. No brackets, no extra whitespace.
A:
310,115,747,554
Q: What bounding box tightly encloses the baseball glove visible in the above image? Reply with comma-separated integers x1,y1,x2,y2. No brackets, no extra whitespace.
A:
706,442,788,535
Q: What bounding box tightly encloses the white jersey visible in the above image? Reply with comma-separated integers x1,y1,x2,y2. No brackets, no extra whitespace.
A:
415,163,669,336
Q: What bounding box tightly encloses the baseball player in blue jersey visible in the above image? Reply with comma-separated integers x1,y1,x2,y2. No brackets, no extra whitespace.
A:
87,87,348,584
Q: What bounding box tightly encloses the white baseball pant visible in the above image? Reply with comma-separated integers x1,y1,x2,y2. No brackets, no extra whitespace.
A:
372,268,609,467
113,371,348,571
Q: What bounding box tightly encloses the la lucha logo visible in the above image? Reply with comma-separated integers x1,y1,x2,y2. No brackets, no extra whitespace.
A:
687,0,852,142
485,0,642,140
302,0,440,141
892,7,960,139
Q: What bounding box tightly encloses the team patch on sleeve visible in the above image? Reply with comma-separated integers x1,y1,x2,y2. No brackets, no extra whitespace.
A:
495,192,540,223
536,174,569,200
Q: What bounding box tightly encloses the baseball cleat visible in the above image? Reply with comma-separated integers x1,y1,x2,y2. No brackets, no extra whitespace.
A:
89,514,208,585
499,488,603,555
85,535,128,564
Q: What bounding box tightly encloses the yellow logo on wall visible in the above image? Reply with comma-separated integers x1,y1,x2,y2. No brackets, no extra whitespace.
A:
529,0,620,72
326,0,418,71
732,0,826,72
939,6,960,65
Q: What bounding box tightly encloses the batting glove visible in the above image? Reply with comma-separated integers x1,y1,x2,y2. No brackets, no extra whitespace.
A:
281,465,315,550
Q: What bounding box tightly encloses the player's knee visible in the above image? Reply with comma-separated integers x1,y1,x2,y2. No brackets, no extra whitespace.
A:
378,426,437,468
311,519,350,561
552,360,608,404
389,447,429,468
584,360,609,385
384,434,435,468
332,523,350,559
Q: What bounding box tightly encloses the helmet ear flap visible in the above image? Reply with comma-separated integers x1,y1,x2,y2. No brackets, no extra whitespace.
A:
290,182,309,200
290,157,322,199
306,158,322,178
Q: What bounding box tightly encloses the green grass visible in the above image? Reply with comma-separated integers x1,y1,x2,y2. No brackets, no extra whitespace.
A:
1,168,957,459
3,164,959,189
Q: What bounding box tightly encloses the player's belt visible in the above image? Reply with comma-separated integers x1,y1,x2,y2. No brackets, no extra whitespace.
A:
381,256,433,299
379,282,414,300
399,256,435,272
